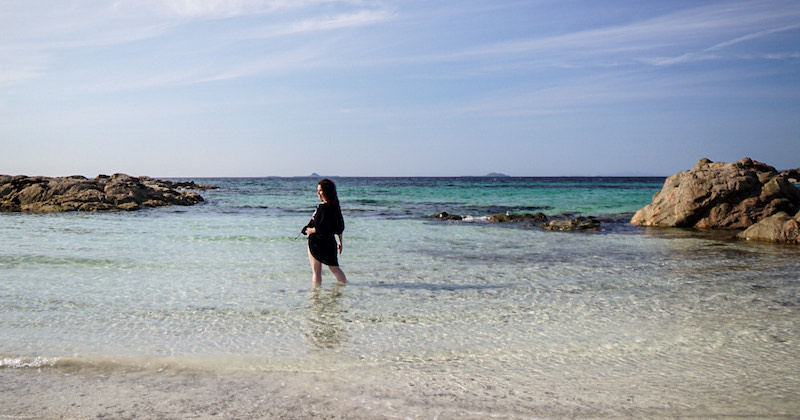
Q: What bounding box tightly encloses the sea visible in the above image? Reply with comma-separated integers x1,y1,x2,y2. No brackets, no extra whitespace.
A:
1,176,799,419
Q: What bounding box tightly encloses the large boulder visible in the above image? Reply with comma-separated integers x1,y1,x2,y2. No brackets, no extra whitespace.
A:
631,158,800,229
0,174,208,213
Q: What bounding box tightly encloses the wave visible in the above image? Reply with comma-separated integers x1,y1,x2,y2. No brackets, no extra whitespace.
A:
0,353,317,375
0,354,197,373
0,356,60,369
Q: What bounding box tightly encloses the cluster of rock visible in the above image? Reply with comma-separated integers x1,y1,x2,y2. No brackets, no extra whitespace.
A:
429,158,800,242
0,174,215,213
488,212,548,223
430,211,602,231
542,216,601,231
631,158,800,244
161,179,219,191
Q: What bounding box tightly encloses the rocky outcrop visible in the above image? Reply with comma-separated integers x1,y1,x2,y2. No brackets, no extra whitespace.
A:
430,211,463,220
430,210,604,231
488,212,548,223
0,174,209,213
493,212,603,231
544,216,601,231
149,178,219,191
737,211,800,244
631,158,800,230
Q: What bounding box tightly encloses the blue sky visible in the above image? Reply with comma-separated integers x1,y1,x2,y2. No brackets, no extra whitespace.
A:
1,0,798,177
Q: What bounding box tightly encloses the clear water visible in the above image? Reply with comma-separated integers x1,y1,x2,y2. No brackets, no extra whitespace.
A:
1,177,799,418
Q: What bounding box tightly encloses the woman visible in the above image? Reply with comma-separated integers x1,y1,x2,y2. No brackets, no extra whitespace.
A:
302,179,348,286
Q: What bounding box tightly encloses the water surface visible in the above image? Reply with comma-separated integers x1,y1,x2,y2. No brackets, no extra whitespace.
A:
1,177,798,418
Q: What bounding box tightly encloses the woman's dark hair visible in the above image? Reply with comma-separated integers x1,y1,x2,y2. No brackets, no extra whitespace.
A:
318,178,339,205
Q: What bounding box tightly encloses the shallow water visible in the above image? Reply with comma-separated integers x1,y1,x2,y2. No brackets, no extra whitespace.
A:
1,177,799,418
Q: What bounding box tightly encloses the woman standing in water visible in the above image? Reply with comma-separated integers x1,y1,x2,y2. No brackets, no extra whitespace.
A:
302,179,348,286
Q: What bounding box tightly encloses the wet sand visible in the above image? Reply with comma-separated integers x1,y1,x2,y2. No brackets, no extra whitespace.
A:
3,365,797,419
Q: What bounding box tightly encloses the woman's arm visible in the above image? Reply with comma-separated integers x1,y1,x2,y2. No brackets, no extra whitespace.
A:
337,234,343,253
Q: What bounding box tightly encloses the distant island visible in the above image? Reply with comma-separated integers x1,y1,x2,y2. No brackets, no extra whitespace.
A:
484,172,510,177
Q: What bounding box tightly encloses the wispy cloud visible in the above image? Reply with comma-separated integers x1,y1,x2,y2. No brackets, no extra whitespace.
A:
424,0,800,69
706,23,800,52
118,0,352,20
270,9,394,36
193,44,335,83
0,0,391,89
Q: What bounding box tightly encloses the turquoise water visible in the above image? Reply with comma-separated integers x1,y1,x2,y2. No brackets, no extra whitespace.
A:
2,177,799,418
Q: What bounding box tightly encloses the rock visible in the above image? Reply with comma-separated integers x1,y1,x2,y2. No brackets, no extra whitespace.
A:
141,177,219,191
781,168,800,183
431,211,463,221
544,216,601,231
488,212,548,223
737,211,800,244
117,202,141,211
0,174,210,213
631,158,800,229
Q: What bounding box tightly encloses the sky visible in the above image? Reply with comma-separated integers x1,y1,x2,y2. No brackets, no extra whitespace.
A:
1,0,798,177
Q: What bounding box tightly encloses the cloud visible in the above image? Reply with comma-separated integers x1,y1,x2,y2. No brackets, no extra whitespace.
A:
275,9,394,35
193,45,334,83
424,0,800,69
118,0,351,20
705,23,800,52
234,8,394,40
0,0,391,90
0,48,50,88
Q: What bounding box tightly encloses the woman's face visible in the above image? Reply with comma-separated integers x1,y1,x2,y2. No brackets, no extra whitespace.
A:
317,185,326,202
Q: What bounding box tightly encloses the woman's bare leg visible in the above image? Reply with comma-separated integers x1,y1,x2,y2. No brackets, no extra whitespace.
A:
308,248,323,286
328,265,348,284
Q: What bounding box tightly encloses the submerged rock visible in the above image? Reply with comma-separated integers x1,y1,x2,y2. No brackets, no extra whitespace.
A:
631,158,800,230
0,174,209,213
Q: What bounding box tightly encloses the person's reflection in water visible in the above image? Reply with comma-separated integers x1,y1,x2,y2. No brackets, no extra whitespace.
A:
306,284,347,350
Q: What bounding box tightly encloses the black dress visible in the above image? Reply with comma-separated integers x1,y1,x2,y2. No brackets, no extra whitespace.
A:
303,202,345,266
